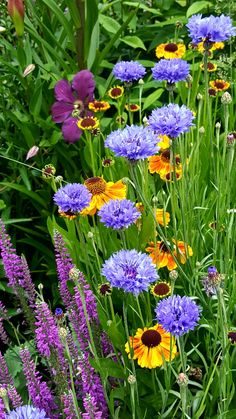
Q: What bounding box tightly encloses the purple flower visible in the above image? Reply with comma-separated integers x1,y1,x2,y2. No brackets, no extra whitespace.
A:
155,295,201,336
0,397,5,417
7,386,22,409
82,394,103,419
98,199,140,230
148,104,195,138
53,183,91,214
105,125,158,161
152,59,190,83
102,249,159,295
0,350,13,385
54,231,73,307
186,14,235,44
51,70,95,143
6,405,49,419
113,61,146,82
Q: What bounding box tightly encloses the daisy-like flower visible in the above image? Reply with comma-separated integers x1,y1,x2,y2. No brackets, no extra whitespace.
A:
98,199,140,230
113,61,146,83
148,150,181,176
6,405,49,418
53,183,92,215
196,41,224,53
155,295,201,336
186,14,235,44
125,324,177,368
98,283,112,297
155,42,186,59
101,249,159,295
146,240,193,271
156,209,170,226
108,85,124,99
77,116,99,131
51,70,95,142
152,59,190,84
88,100,110,112
200,62,217,72
150,281,171,298
81,176,126,216
157,135,170,150
209,79,230,91
105,125,158,161
148,104,195,138
160,169,182,182
125,104,140,112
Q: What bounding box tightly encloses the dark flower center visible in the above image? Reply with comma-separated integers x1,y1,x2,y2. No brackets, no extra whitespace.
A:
80,117,97,128
141,329,161,347
214,81,225,89
153,282,170,296
85,177,106,195
74,100,84,111
228,331,236,344
99,283,111,296
208,88,217,96
111,87,123,97
159,241,169,253
207,63,215,70
166,172,181,181
161,150,170,162
164,43,178,52
175,156,181,165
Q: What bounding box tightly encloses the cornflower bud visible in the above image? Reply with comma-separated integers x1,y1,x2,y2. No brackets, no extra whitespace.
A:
7,0,25,36
221,91,232,104
127,375,136,385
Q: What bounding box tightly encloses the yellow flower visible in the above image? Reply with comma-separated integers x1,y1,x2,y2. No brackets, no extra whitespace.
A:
157,135,170,150
200,62,217,72
148,150,182,176
146,240,193,271
150,281,171,298
108,85,124,99
155,42,186,59
88,101,110,112
209,79,230,91
81,176,126,215
160,170,182,182
125,104,140,112
156,209,170,226
197,41,224,53
125,324,177,369
77,116,99,131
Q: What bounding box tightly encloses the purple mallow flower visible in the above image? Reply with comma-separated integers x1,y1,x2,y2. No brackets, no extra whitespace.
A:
102,249,159,295
113,60,146,83
53,183,91,214
98,199,140,230
6,405,49,419
148,104,194,138
186,14,235,44
51,70,95,143
155,295,201,336
152,59,190,84
105,125,158,161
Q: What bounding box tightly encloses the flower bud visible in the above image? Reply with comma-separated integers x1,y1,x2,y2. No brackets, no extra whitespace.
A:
197,93,203,100
26,145,39,160
0,26,6,33
199,126,205,134
169,270,178,280
23,64,35,77
215,122,221,129
221,91,232,105
7,0,25,37
127,374,136,384
59,327,68,339
177,372,189,386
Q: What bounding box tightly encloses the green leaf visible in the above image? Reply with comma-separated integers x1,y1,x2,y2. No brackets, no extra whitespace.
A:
29,78,43,117
186,1,212,18
99,14,121,34
4,347,23,378
90,358,125,379
121,35,146,50
0,200,6,210
0,182,47,208
143,88,164,110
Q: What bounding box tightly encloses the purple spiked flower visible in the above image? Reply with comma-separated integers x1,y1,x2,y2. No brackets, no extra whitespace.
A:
152,59,190,83
155,295,201,336
53,183,91,214
98,199,140,230
105,125,158,161
6,405,49,418
113,60,146,83
61,392,78,419
0,350,13,385
148,104,195,138
7,386,22,409
102,249,159,295
82,394,103,418
51,70,95,143
186,14,235,44
54,231,73,307
0,397,5,417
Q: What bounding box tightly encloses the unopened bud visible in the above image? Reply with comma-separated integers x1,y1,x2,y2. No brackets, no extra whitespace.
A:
215,122,221,129
142,116,148,125
199,126,205,134
169,270,178,280
107,320,112,327
42,164,56,179
0,26,6,33
23,64,35,77
59,327,68,339
0,387,7,398
55,175,63,183
87,232,94,239
26,145,39,160
38,283,43,290
138,79,144,85
7,0,25,36
177,372,189,386
221,91,232,105
69,267,79,281
227,132,236,145
127,374,136,384
197,93,203,100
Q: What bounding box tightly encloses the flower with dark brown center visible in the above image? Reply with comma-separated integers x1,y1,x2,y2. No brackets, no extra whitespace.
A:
125,104,140,112
155,43,186,59
151,281,171,298
228,331,236,344
88,100,110,112
209,79,230,92
42,164,56,179
98,283,112,297
141,329,161,347
108,86,124,99
77,116,99,131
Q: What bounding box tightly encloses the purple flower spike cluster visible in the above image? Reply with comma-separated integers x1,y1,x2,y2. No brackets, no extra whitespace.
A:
82,394,103,419
186,14,235,44
51,70,95,142
102,249,159,295
7,386,22,410
105,125,158,161
0,350,13,385
98,199,140,230
53,183,91,214
148,103,195,138
113,60,146,82
152,59,190,83
6,405,49,419
155,295,201,336
0,397,5,417
54,231,73,307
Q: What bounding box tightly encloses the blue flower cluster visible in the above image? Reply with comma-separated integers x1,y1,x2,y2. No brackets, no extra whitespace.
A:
105,125,158,161
102,249,159,295
6,405,49,419
113,60,146,82
53,183,91,213
98,199,140,230
152,59,190,83
148,103,194,138
186,14,235,44
155,295,201,336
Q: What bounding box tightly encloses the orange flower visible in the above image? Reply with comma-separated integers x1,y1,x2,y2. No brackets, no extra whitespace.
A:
81,176,126,215
148,150,181,176
155,43,186,59
88,100,110,112
146,240,193,271
209,79,230,91
156,209,170,226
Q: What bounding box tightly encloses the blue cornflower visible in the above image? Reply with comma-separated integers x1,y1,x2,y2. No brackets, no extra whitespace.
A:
155,295,201,336
102,249,159,295
152,59,190,84
105,125,158,161
98,199,140,230
186,14,235,44
6,405,49,419
53,183,91,213
148,104,195,138
113,61,146,83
